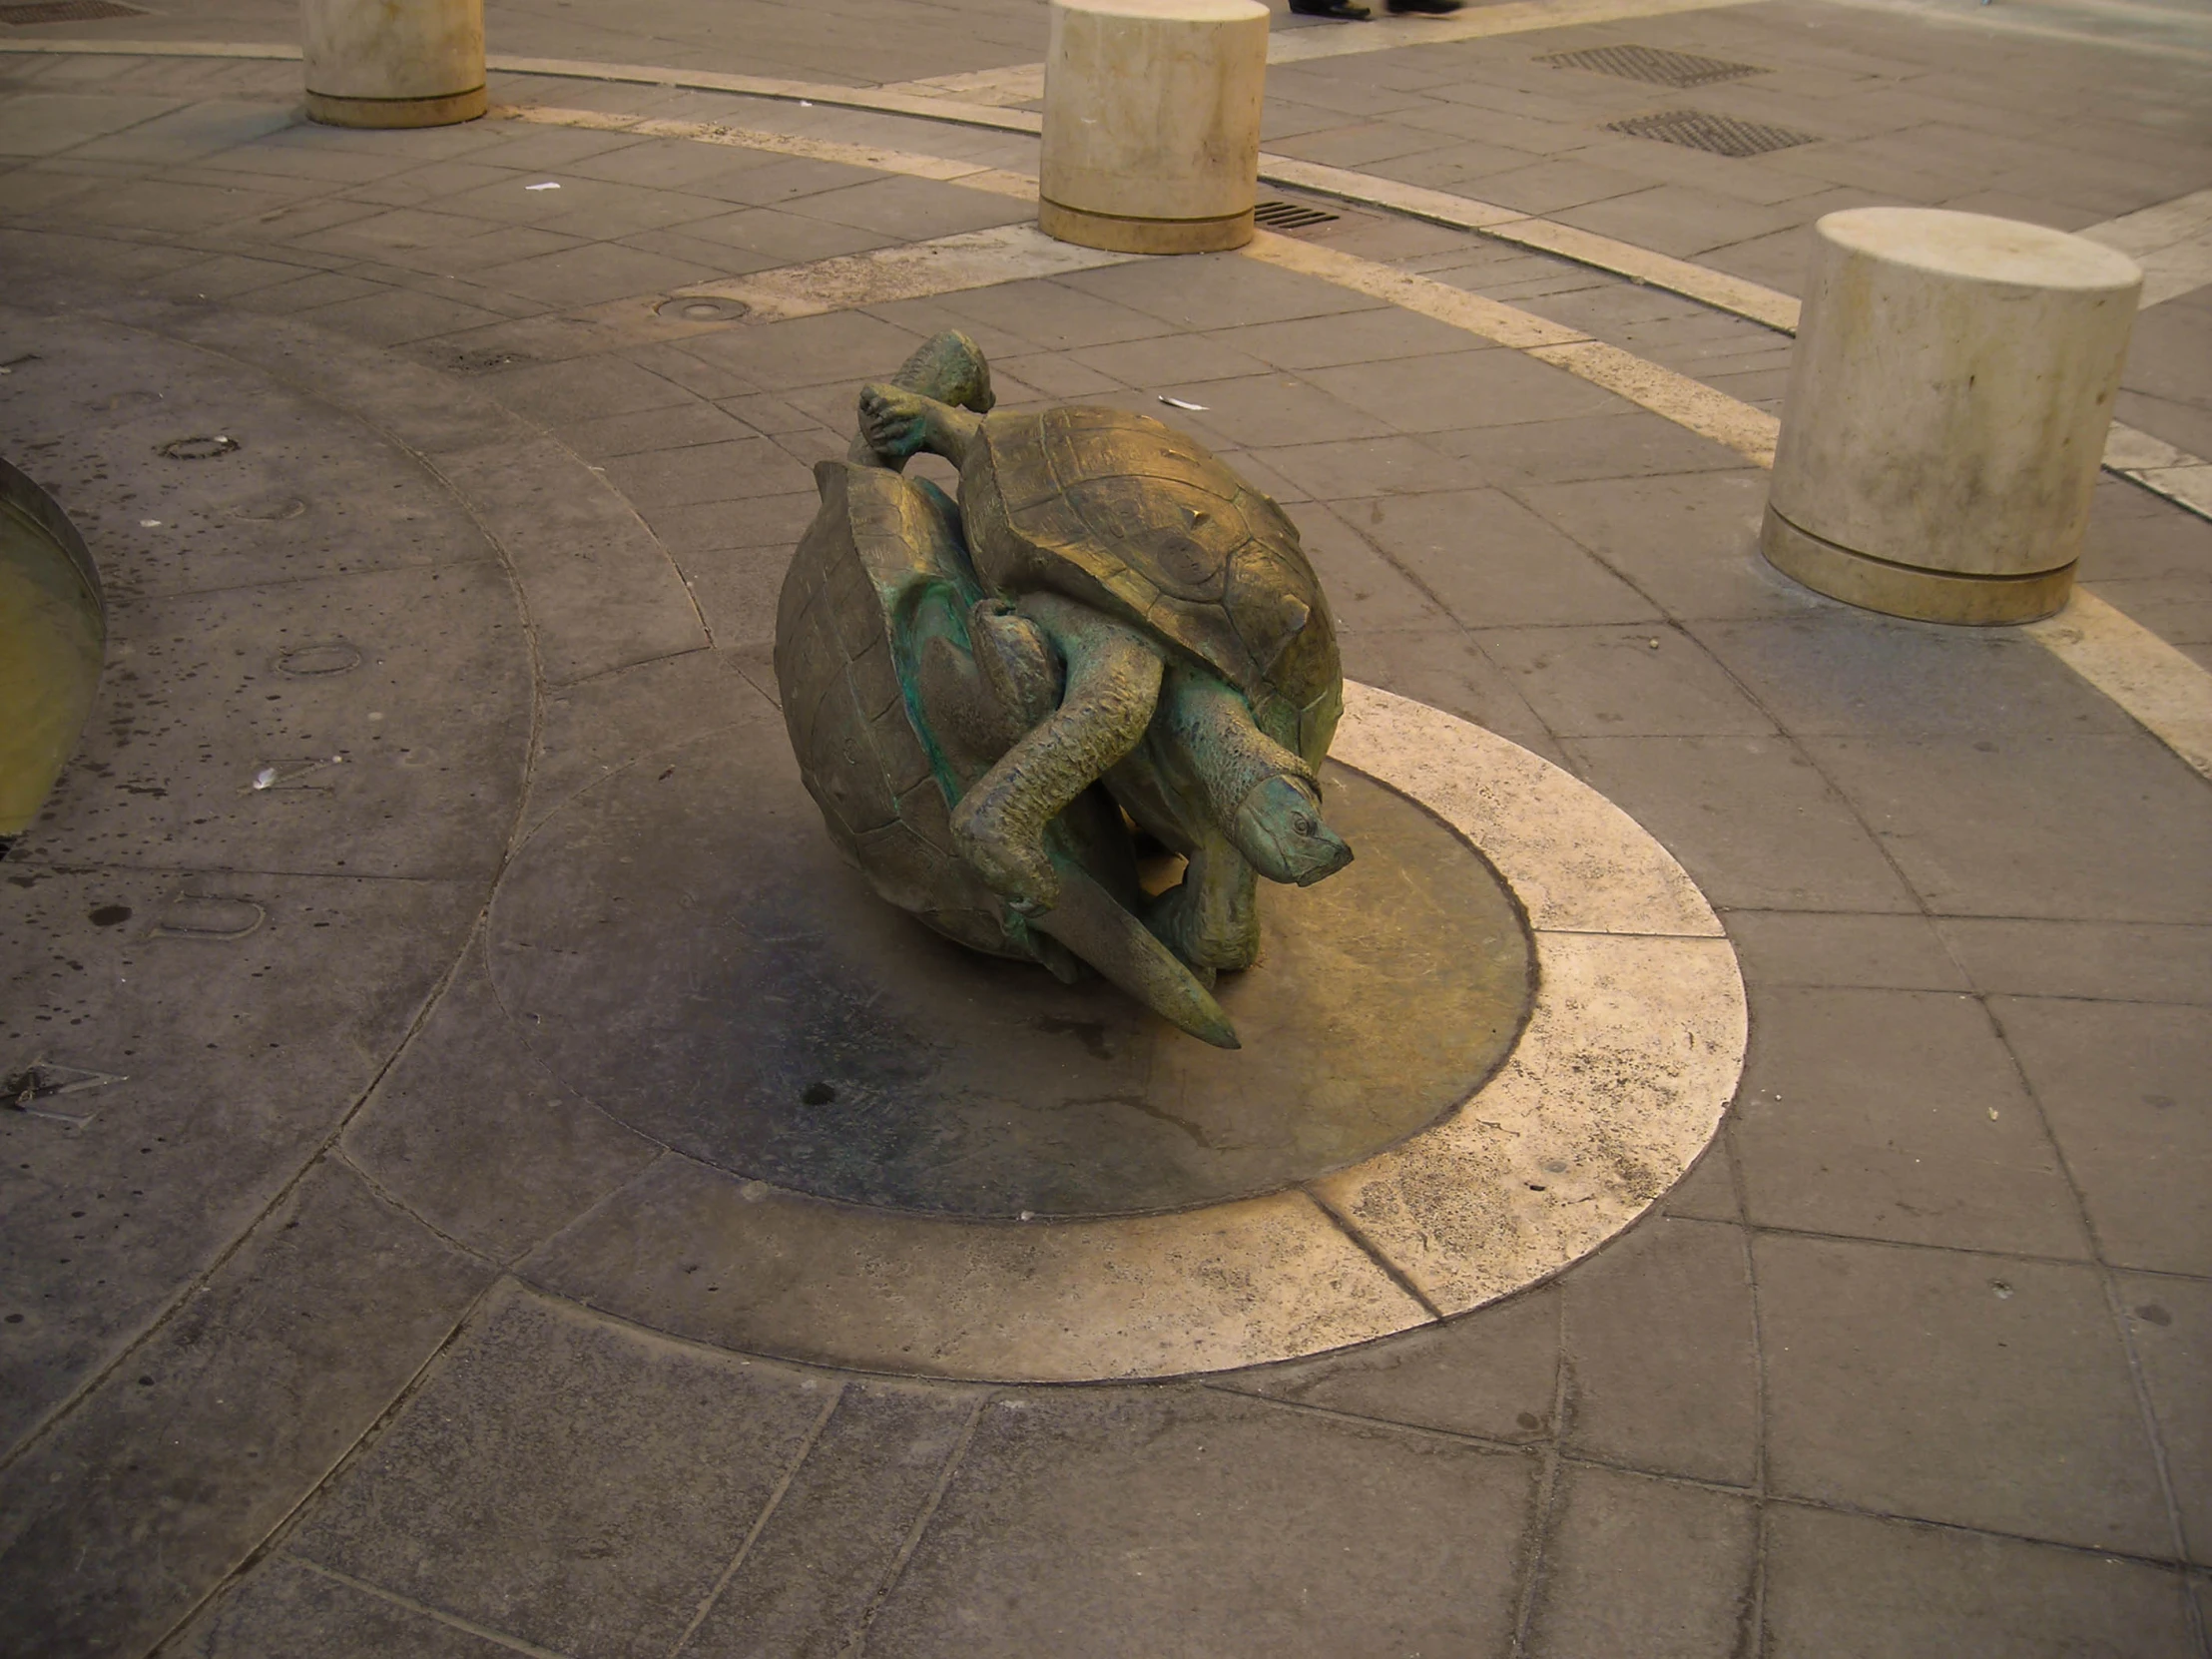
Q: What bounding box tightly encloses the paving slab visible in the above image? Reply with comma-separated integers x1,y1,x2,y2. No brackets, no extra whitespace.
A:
1806,734,2212,923
1756,1233,2173,1555
1992,998,2212,1278
1761,1505,2200,1659
285,1284,835,1659
1221,1282,1560,1442
1523,1462,1759,1659
0,1161,492,1659
1563,733,1920,912
1558,1215,1759,1484
2118,1273,2212,1567
1732,985,2092,1257
861,1387,1539,1658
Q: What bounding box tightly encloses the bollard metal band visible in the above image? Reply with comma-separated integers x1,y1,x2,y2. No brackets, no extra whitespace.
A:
1038,198,1254,255
1760,503,2076,627
304,85,488,128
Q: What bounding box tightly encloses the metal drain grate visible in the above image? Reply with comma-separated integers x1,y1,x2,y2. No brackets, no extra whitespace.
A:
0,0,149,23
1604,109,1816,158
1540,44,1765,88
1253,200,1340,231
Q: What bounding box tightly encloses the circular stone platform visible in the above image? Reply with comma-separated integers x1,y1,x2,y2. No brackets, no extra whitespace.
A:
498,681,1747,1383
491,749,1532,1219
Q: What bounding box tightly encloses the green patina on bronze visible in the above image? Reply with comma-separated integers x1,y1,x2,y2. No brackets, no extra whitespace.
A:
774,332,1354,1048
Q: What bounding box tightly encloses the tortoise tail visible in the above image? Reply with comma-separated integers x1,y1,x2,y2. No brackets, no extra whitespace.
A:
1029,855,1241,1049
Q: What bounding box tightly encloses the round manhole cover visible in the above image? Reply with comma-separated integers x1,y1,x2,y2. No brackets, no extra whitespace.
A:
657,295,751,324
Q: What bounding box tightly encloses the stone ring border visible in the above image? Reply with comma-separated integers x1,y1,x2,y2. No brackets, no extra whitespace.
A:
519,682,1747,1384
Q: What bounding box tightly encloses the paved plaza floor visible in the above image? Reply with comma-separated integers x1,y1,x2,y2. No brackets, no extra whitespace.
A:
1,0,2209,1654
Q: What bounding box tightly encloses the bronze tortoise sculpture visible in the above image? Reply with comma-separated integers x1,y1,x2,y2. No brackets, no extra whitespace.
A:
776,331,1353,1046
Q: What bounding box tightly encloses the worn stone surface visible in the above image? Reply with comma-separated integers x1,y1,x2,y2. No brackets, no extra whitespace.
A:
1993,997,2212,1278
1223,1280,1556,1439
0,1161,491,1659
1762,1505,2199,1659
1524,1463,1759,1659
2117,1273,2212,1567
1560,1216,1758,1485
1732,985,2091,1257
1757,1234,2172,1555
338,936,660,1264
864,1386,1538,1656
520,1155,1430,1382
1316,932,1747,1314
684,1383,979,1659
180,1558,526,1659
286,1284,834,1659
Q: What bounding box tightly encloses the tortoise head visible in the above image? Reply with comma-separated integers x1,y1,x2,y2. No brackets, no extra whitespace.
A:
888,330,996,414
1231,774,1353,887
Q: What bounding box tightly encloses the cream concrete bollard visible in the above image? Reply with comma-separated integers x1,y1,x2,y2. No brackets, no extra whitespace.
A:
1763,208,2142,625
303,0,487,128
1039,0,1270,255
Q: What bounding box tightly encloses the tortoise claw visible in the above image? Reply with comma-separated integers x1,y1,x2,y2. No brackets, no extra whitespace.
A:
857,381,930,462
951,794,1062,914
1030,859,1240,1049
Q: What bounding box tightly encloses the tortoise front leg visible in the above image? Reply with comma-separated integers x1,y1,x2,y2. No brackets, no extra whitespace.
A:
950,594,1164,913
856,384,984,470
1147,834,1263,974
848,330,995,469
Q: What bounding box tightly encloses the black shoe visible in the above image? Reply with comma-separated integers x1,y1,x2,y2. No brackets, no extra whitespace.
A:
1386,0,1463,12
1291,0,1374,17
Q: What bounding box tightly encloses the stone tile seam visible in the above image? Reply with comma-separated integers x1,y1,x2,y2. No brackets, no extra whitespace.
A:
1198,1382,2212,1574
330,1144,504,1271
1975,987,2212,1592
160,292,714,687
835,1396,988,1659
144,1271,509,1656
664,1382,846,1658
0,1087,498,1482
1738,1216,2211,1280
1301,1185,1451,1323
279,1554,577,1659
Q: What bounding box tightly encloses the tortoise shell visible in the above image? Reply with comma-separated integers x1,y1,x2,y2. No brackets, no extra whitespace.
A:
774,459,1017,958
957,406,1343,768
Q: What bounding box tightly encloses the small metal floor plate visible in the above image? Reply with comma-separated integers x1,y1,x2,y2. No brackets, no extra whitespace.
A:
1541,44,1767,88
1605,108,1818,158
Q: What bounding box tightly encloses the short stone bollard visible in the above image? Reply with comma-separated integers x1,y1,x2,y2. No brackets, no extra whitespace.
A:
303,0,487,128
1039,0,1270,255
1763,208,2142,625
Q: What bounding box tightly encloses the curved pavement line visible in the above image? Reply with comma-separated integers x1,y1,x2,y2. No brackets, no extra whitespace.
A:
492,102,2212,787
1254,157,2212,524
10,60,2207,783
10,37,2203,522
0,37,1044,134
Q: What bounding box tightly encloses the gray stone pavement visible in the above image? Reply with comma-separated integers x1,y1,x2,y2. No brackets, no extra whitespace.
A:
2,3,2210,1655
